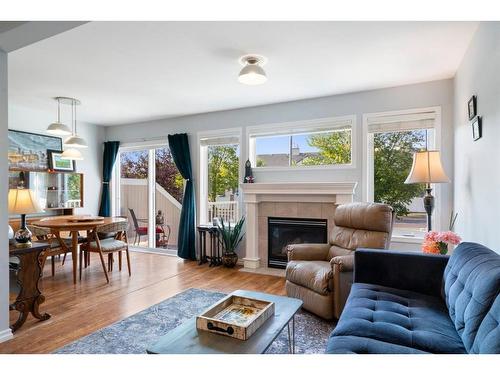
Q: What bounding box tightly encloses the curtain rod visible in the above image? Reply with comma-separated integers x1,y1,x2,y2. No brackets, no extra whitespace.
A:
113,133,193,144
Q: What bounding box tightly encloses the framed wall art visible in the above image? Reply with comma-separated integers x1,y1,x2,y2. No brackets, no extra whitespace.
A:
8,129,63,171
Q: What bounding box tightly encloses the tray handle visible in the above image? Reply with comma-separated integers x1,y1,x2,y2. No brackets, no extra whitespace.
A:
207,322,234,335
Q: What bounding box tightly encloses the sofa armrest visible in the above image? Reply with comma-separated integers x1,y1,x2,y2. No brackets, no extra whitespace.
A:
287,243,330,261
331,254,354,272
354,249,449,298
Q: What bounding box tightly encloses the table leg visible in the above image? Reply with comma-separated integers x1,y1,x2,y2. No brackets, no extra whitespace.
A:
9,249,51,332
71,231,78,284
287,316,296,354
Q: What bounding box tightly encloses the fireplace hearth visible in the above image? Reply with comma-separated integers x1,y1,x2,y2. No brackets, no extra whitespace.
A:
268,217,328,269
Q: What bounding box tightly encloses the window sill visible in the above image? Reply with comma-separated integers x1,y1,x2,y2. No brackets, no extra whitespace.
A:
252,163,356,172
391,235,424,244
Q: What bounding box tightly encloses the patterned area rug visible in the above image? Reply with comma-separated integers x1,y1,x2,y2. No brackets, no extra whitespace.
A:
55,288,334,354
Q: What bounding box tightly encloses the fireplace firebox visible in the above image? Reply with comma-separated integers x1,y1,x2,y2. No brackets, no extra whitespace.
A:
268,217,328,269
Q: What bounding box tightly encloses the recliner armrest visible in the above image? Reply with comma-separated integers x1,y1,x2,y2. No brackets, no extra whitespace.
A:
331,254,354,272
287,243,330,261
354,249,449,298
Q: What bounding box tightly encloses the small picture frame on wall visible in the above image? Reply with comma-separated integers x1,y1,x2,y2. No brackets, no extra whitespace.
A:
468,95,477,120
47,149,76,172
472,116,482,141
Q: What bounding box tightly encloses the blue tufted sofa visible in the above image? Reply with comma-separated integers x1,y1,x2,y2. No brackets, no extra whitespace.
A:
326,242,500,354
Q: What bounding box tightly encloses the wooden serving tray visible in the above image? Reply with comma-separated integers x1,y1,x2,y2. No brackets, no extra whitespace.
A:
196,294,275,340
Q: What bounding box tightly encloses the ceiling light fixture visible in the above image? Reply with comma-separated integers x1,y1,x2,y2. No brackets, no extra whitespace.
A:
238,54,268,85
60,148,83,160
46,97,72,135
63,97,88,149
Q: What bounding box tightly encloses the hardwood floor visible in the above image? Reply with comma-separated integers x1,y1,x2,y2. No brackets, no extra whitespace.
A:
1,250,285,354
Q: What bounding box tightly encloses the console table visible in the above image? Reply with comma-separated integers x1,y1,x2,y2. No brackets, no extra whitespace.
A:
9,241,51,332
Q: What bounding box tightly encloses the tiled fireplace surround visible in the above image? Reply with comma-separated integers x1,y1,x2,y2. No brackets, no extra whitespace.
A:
239,182,357,270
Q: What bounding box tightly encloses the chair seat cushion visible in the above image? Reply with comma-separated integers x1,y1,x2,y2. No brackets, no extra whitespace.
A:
286,260,332,295
326,283,467,354
87,238,127,252
137,226,163,234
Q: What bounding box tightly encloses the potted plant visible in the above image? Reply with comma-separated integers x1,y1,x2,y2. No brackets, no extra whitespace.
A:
217,216,245,268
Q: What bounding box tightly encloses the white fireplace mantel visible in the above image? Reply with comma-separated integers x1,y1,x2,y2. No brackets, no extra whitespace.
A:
240,182,357,269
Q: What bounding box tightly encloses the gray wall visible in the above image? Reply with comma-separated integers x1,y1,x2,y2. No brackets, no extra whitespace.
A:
0,49,11,342
453,22,500,252
9,105,106,215
106,79,455,233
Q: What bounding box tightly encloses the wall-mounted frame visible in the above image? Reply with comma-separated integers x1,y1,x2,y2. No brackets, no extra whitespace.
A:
47,149,76,172
8,129,63,171
472,116,482,141
468,95,477,120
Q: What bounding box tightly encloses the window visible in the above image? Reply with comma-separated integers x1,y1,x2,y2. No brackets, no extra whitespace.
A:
248,116,354,169
199,131,241,225
365,108,439,239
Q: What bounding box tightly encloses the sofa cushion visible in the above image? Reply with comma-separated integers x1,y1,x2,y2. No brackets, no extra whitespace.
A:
327,283,467,354
286,260,332,295
443,242,500,353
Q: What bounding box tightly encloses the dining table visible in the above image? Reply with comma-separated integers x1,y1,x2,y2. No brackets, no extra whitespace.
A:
32,215,127,284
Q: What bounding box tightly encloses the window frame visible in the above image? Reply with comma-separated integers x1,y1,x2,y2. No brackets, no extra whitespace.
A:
197,127,243,225
245,115,357,172
362,106,443,242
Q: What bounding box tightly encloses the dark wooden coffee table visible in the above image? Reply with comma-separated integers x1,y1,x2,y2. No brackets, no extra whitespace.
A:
147,290,303,354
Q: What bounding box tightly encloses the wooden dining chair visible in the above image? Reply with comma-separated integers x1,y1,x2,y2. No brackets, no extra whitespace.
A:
28,225,69,277
80,220,131,283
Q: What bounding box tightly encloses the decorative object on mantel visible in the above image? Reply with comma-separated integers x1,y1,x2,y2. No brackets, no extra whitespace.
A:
217,216,245,268
8,178,43,247
8,129,62,171
404,150,450,231
47,149,76,172
472,116,482,141
244,159,254,183
196,294,274,340
46,97,71,135
468,95,477,120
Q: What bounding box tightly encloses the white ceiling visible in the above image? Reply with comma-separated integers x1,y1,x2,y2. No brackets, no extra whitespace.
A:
8,21,478,126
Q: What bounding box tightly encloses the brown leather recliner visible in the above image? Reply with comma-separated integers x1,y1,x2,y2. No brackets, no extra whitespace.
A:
285,202,395,320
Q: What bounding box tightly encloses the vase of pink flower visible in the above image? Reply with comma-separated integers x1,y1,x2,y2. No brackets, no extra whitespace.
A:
422,231,461,255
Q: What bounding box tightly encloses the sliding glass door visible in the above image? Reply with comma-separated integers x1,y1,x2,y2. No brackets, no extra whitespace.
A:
113,143,183,251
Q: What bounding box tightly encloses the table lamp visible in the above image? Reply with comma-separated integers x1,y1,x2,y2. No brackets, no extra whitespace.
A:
8,183,43,247
404,150,450,231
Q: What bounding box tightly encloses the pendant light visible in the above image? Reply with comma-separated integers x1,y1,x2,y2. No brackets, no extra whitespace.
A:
47,97,71,135
60,148,83,160
238,55,268,85
64,98,88,148
61,98,84,161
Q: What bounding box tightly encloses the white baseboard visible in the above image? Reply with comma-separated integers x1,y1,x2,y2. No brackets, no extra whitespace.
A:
0,328,13,343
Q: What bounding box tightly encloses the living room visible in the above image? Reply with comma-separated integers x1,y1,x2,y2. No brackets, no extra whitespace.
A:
1,1,499,373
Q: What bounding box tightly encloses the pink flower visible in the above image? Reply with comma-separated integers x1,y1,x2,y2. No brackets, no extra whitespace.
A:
424,230,461,245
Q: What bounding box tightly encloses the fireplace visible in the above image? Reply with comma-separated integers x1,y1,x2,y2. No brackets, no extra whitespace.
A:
268,217,328,269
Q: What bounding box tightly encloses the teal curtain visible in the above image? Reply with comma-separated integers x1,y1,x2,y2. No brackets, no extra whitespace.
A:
168,133,196,260
98,141,120,217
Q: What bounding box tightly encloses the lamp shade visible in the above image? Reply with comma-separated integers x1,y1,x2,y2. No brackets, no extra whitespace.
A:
404,150,450,184
8,188,43,215
64,135,88,148
47,121,72,135
60,148,84,160
238,64,267,85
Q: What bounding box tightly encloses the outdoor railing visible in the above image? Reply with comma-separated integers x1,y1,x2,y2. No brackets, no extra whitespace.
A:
208,201,239,223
